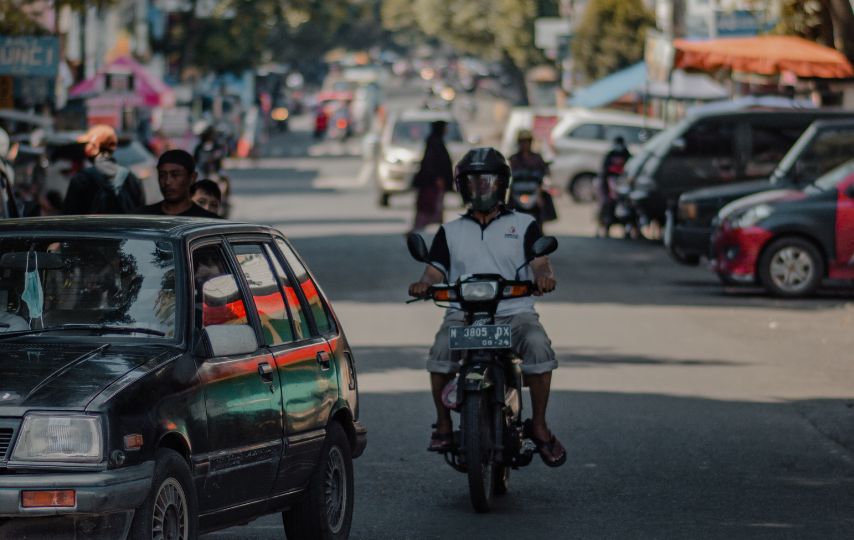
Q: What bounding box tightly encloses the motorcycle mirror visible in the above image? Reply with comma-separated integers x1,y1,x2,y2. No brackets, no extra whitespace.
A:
407,233,430,263
531,236,558,258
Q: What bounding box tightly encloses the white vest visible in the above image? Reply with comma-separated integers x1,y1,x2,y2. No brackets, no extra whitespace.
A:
442,211,537,316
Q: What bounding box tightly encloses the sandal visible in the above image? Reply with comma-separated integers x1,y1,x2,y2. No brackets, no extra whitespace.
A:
428,424,453,453
524,420,567,468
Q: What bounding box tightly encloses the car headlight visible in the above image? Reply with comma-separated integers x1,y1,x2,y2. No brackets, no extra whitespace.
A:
732,204,772,229
678,201,697,221
460,281,499,301
11,414,103,463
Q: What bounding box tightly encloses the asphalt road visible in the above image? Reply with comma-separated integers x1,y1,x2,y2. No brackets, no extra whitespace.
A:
207,98,854,539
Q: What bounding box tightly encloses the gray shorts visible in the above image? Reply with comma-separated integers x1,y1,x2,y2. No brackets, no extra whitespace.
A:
426,311,557,375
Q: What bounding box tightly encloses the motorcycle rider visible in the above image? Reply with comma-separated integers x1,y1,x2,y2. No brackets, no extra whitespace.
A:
408,147,566,467
509,130,556,225
597,136,631,238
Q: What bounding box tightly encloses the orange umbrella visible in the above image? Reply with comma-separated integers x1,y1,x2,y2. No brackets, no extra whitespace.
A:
674,36,854,79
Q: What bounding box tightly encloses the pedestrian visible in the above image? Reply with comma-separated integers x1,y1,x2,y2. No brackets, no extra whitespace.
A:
596,136,631,238
190,179,222,216
409,120,453,234
135,149,220,218
63,125,144,215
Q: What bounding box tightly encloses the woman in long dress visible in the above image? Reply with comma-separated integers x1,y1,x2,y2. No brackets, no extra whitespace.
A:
410,121,453,233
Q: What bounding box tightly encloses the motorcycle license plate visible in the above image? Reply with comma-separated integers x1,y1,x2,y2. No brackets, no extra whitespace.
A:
448,325,512,350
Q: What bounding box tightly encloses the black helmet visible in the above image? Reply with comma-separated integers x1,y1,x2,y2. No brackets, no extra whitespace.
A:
454,147,511,212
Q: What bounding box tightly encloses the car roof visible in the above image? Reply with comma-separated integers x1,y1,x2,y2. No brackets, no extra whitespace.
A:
0,216,278,240
396,109,458,123
688,108,853,122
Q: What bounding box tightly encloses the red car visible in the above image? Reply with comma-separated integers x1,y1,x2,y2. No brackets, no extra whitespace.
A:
711,159,854,297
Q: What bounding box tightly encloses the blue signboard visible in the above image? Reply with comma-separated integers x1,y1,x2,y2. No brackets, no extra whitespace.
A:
716,10,776,37
0,37,59,77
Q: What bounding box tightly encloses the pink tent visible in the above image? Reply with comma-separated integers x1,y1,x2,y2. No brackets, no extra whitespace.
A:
69,56,175,108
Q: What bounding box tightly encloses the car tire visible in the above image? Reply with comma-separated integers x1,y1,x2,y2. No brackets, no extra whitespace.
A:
758,237,824,298
568,173,596,203
283,422,354,540
129,448,198,540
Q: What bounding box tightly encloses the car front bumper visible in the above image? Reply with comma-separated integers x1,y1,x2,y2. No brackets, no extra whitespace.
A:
710,225,773,282
0,461,153,540
664,210,713,262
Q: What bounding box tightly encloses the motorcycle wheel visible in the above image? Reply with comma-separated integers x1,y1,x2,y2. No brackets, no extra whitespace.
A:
463,391,495,513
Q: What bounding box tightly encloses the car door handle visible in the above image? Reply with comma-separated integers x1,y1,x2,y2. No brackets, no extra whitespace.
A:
258,362,274,383
316,351,331,371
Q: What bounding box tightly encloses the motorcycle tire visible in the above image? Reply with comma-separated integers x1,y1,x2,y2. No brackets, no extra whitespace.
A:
463,391,495,513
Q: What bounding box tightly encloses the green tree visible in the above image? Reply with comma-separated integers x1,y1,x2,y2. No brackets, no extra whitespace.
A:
571,0,655,83
776,0,854,66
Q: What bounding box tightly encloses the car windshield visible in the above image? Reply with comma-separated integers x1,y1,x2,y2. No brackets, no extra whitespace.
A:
0,236,177,338
806,158,854,193
391,120,463,144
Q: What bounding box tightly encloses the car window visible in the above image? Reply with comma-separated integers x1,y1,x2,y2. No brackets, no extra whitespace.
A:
810,158,854,192
232,244,295,346
567,123,603,140
275,239,335,336
796,128,854,183
391,120,463,144
0,237,177,337
603,125,658,145
746,124,804,178
682,120,735,158
265,244,310,341
192,245,248,329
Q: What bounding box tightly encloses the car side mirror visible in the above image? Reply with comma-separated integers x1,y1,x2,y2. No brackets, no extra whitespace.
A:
407,233,430,263
531,236,558,258
202,324,258,357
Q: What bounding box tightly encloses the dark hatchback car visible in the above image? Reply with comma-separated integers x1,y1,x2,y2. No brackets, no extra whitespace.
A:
0,217,366,540
711,159,854,297
629,109,853,228
666,119,854,265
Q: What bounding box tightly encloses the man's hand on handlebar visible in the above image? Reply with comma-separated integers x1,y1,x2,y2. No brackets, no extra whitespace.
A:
533,275,556,296
409,281,432,298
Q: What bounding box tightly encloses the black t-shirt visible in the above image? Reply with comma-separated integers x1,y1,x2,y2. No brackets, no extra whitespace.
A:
134,202,221,218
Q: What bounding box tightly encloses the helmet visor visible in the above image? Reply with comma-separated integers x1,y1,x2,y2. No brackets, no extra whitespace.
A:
464,173,501,198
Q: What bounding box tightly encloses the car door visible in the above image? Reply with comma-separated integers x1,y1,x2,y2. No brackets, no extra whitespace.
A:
265,237,339,494
834,173,854,278
191,241,283,513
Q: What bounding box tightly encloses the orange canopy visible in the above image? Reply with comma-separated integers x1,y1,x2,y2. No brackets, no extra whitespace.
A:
674,36,854,79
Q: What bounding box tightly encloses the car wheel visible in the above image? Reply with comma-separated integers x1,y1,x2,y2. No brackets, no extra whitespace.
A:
568,173,596,203
283,422,354,540
758,237,824,298
129,449,198,540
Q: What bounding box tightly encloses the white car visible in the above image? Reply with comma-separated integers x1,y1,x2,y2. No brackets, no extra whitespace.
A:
550,109,663,202
371,109,469,207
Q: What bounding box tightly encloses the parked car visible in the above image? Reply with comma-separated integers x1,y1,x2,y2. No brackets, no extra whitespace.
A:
0,217,366,539
628,109,851,228
666,119,854,265
371,109,468,207
549,109,663,202
711,159,854,296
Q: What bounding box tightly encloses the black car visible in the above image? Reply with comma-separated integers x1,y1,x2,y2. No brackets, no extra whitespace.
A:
628,109,854,229
665,119,854,265
0,217,366,540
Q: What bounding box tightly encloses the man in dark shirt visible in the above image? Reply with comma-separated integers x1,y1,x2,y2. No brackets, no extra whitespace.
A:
136,150,220,218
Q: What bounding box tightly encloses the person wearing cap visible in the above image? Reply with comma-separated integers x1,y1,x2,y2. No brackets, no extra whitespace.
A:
135,150,220,218
63,125,144,215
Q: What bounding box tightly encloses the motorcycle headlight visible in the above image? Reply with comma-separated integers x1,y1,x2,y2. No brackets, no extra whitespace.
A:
460,281,499,301
732,204,772,229
11,414,103,463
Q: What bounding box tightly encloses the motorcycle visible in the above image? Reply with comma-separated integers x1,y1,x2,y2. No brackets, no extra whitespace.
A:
508,169,544,225
406,233,558,513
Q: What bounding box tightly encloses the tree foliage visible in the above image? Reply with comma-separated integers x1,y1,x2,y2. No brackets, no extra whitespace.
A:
571,0,655,84
776,0,854,66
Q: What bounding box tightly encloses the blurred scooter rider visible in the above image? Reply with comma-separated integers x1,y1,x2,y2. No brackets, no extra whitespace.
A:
509,130,549,176
408,147,566,467
63,125,144,215
596,136,631,238
193,127,225,177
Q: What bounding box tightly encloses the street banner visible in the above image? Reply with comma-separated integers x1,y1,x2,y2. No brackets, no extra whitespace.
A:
0,37,59,77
